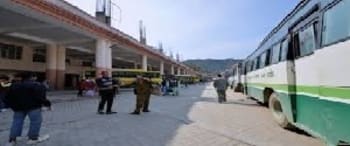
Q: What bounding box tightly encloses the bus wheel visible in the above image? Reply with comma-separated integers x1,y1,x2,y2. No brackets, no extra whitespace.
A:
269,93,292,129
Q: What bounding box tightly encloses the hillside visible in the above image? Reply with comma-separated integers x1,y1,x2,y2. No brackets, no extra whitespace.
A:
183,59,242,74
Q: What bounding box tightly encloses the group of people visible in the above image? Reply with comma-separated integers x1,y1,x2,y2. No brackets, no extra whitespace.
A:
0,70,228,145
94,71,153,115
77,78,97,97
0,71,155,145
161,78,179,96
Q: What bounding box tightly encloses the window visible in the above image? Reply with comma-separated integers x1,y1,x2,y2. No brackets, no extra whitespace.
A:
246,62,250,72
84,71,96,78
8,47,16,59
271,43,281,64
250,60,255,71
322,0,350,45
259,53,266,69
255,57,260,70
1,45,8,58
265,49,271,66
280,39,289,61
298,24,316,56
0,43,22,60
245,61,250,72
32,47,46,63
66,59,71,65
82,61,93,67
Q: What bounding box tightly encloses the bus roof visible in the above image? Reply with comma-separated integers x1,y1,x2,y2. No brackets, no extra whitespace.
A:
245,0,332,60
111,68,160,73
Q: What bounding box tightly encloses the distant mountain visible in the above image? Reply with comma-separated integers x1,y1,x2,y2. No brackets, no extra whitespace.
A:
183,59,242,74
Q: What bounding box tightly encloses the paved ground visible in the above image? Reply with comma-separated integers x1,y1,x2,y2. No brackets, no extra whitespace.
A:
0,83,324,146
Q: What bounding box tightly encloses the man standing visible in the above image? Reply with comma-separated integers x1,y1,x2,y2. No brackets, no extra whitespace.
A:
131,76,152,115
96,71,117,114
213,74,229,103
4,72,51,145
142,77,153,112
161,78,166,95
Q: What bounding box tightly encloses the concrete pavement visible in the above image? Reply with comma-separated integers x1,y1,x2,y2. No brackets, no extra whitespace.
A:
0,83,324,146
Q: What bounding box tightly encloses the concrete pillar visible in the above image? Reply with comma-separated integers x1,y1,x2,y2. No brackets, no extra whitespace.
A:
160,61,164,75
46,44,57,89
177,67,181,75
56,46,66,90
95,39,112,77
171,65,175,75
106,43,112,75
142,55,148,71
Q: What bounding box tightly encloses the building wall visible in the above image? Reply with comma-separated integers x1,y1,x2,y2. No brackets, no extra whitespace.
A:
0,39,93,85
0,39,45,76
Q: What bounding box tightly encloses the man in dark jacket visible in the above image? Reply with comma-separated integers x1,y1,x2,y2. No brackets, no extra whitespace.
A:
4,72,51,145
96,71,117,115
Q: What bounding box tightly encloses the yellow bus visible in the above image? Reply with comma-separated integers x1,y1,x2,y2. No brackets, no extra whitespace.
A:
175,75,200,84
81,69,162,87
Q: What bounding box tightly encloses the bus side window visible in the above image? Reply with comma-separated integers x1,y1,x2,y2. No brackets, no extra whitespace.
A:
255,56,260,70
260,52,266,69
293,34,301,58
322,0,350,45
280,38,289,61
287,34,300,60
298,24,317,56
265,49,271,66
250,60,255,71
271,43,281,64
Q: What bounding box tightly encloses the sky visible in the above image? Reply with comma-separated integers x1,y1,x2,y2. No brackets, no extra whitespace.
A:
65,0,299,60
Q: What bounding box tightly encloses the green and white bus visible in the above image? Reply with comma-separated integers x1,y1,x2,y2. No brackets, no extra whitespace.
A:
242,0,350,145
232,62,245,92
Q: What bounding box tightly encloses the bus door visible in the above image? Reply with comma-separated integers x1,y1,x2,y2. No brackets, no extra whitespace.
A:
287,5,320,122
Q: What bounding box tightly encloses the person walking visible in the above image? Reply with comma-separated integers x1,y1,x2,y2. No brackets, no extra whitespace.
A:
130,76,152,115
161,78,166,95
96,71,117,115
0,75,11,112
4,72,51,145
213,74,229,103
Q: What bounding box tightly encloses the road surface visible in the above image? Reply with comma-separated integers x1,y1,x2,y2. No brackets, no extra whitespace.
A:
0,83,324,146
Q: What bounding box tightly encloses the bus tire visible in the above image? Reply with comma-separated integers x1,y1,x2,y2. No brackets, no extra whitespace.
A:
269,93,293,129
263,88,274,106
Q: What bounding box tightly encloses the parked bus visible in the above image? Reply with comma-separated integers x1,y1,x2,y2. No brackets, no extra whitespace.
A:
81,69,162,87
111,69,162,87
241,0,350,145
176,75,200,85
231,62,245,93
